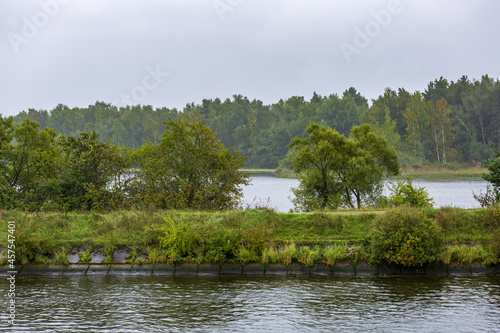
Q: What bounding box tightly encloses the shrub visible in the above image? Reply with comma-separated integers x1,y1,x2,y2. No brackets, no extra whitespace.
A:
297,246,318,267
490,231,500,264
324,245,348,266
236,246,258,265
79,248,92,263
438,245,494,266
147,248,167,265
54,247,69,265
387,178,434,207
370,206,442,267
261,245,279,264
473,185,500,208
323,244,369,266
203,228,240,263
159,218,198,259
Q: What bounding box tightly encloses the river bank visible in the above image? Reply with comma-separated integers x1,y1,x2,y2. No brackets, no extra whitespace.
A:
1,207,499,272
249,166,488,180
2,260,497,277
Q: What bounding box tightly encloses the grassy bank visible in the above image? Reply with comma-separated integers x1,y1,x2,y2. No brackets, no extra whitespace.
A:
401,166,487,180
1,207,499,267
273,166,488,180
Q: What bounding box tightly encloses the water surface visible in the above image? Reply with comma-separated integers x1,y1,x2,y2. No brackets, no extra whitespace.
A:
241,176,489,212
1,275,499,332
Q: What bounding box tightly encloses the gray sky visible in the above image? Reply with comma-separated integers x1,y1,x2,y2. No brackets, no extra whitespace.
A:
1,0,499,116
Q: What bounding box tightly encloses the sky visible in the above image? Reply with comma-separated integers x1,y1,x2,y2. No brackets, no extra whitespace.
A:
1,0,500,116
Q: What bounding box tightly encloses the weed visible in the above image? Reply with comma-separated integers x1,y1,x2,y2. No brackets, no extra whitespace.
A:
147,248,167,265
262,245,279,264
34,254,52,265
297,246,318,267
54,247,69,265
278,242,297,266
79,248,92,264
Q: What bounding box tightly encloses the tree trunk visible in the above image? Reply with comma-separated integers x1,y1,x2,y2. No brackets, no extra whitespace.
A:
441,124,446,163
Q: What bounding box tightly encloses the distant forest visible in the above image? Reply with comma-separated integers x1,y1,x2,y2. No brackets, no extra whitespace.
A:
10,75,500,168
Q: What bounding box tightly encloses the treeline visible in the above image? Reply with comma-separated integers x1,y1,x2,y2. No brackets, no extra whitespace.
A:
0,118,248,211
9,75,500,168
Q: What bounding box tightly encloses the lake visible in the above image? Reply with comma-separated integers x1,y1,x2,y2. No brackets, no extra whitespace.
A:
241,176,490,212
1,275,499,332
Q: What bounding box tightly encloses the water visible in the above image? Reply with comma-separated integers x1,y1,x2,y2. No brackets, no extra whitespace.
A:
241,176,489,212
1,275,499,332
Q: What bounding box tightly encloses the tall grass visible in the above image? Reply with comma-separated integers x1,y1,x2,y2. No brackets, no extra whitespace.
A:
1,207,498,266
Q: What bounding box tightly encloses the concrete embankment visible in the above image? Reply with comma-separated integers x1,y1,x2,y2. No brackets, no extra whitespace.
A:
1,247,497,276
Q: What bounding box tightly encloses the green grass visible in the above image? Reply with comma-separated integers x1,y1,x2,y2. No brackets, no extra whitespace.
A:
401,166,487,180
1,207,498,265
275,166,488,180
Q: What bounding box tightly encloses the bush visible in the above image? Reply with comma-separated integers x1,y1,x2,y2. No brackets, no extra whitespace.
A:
370,206,442,267
438,245,494,266
473,185,500,208
387,178,434,207
490,231,500,264
159,218,198,259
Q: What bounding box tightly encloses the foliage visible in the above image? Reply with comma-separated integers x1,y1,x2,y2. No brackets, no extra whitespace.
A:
159,218,198,260
478,150,500,206
57,130,132,211
278,242,297,266
437,245,494,266
290,122,399,210
482,150,500,187
8,75,500,171
490,231,500,264
262,244,279,264
387,177,434,207
1,208,498,266
323,244,369,266
370,207,443,267
296,246,319,267
203,228,241,263
54,247,70,265
136,118,249,210
473,185,499,208
79,248,92,264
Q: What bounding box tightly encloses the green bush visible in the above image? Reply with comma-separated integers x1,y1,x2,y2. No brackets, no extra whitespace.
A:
54,247,69,265
79,248,92,264
203,228,240,263
490,231,500,264
297,246,318,267
278,242,297,265
370,206,442,267
159,218,198,259
387,178,434,207
438,245,494,266
261,245,279,264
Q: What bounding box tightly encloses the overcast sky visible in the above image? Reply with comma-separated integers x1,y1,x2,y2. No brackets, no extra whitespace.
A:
1,0,499,116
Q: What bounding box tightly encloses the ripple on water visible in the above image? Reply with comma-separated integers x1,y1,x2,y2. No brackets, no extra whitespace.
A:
0,275,499,332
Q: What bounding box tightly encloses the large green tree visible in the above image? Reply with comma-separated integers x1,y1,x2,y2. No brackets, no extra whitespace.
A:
136,118,249,209
56,130,132,210
290,123,399,211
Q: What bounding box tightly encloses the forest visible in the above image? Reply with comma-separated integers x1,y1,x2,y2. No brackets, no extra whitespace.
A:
8,75,500,169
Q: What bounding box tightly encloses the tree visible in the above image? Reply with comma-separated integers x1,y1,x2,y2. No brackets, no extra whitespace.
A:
480,149,500,204
57,130,132,210
5,118,62,193
290,123,399,211
136,118,249,209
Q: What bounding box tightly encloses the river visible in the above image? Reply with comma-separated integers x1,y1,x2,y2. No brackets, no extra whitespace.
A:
1,275,499,332
241,176,490,212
